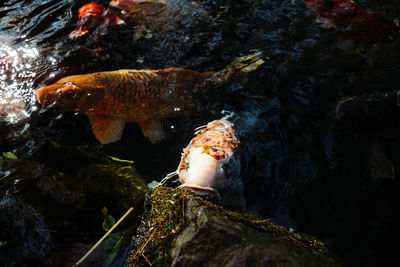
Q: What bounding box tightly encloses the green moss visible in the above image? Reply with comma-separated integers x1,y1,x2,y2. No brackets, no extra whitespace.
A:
127,187,189,266
78,163,148,213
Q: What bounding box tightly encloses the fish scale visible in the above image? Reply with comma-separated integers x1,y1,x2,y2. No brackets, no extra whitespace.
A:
97,69,209,119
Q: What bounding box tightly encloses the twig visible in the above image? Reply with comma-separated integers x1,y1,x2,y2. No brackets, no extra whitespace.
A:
181,193,185,219
160,225,180,239
141,252,152,266
74,207,134,266
129,226,159,262
252,219,271,224
288,234,308,248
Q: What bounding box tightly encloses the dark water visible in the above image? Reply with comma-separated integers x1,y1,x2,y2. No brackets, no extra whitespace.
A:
1,0,400,266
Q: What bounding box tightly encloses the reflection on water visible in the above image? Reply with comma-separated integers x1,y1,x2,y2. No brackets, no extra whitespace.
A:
0,35,39,123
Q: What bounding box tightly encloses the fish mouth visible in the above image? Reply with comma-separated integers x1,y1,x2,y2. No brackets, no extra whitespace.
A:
36,83,64,110
178,183,220,197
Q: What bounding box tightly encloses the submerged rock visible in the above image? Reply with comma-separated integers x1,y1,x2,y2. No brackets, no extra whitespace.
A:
0,141,148,265
365,139,395,181
0,192,52,265
335,91,400,132
126,187,343,267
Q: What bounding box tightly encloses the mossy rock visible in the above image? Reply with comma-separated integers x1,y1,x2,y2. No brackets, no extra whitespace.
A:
78,163,148,214
126,187,343,267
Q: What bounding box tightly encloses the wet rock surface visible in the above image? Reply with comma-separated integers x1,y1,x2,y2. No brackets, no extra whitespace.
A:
127,187,343,267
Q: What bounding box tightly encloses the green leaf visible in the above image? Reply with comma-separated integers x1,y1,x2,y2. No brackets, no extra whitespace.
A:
0,157,3,167
100,233,123,267
102,208,116,232
102,215,115,232
2,152,17,160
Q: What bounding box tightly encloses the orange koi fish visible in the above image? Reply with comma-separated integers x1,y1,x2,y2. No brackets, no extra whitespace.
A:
70,2,125,39
304,0,399,45
36,52,264,144
176,117,241,196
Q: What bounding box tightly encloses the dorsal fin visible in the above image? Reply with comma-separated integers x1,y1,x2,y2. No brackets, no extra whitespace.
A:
89,114,125,144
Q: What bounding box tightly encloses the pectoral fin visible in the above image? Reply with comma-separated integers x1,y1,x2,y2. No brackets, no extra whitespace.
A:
138,119,165,144
89,114,125,144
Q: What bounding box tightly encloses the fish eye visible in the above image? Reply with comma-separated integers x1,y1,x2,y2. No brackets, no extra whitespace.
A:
63,90,75,97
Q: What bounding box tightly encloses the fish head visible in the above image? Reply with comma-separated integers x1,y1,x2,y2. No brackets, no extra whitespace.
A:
178,147,224,193
36,74,105,113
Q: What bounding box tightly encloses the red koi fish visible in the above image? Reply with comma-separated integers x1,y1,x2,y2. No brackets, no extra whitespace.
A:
304,0,399,45
70,2,125,39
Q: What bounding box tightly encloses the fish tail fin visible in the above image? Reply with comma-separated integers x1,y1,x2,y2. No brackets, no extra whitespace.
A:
216,50,265,82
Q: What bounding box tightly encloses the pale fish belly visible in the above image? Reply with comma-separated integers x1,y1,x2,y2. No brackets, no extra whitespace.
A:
174,117,245,208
